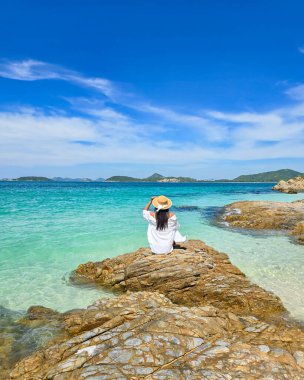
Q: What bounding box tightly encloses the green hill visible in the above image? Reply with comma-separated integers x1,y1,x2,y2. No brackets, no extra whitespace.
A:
106,175,141,182
144,173,164,181
232,169,302,182
105,173,196,182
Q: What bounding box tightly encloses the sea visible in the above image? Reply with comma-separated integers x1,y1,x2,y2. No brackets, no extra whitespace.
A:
0,181,303,322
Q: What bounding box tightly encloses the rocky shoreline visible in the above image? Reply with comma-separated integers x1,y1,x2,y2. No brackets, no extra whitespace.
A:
219,200,304,244
5,240,304,379
273,176,304,194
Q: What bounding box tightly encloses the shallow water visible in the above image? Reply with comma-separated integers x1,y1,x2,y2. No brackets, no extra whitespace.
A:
0,182,303,320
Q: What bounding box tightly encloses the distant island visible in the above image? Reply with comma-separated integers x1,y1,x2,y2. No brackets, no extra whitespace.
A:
232,169,302,182
105,169,303,183
0,169,302,183
11,176,53,182
106,173,197,183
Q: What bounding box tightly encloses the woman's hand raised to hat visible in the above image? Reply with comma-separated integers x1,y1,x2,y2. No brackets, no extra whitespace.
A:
144,196,157,211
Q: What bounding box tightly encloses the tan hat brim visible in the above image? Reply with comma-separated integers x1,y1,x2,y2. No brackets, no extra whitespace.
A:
152,197,172,210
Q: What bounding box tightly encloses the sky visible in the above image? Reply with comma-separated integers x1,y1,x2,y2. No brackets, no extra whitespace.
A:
0,0,303,180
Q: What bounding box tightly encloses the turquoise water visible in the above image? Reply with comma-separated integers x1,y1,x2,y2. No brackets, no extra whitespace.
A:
0,182,303,320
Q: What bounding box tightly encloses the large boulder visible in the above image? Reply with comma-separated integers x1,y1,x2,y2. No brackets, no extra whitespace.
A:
73,240,285,319
10,291,304,380
220,200,304,244
273,176,304,194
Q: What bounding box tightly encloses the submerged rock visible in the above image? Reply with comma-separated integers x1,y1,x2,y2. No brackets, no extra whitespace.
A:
273,176,304,194
220,200,304,244
10,291,304,380
172,205,201,212
19,305,62,328
0,305,62,379
73,240,285,319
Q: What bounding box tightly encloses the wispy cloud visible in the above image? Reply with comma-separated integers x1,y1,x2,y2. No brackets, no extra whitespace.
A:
0,59,116,98
0,59,303,171
298,46,304,54
285,84,304,101
0,59,61,81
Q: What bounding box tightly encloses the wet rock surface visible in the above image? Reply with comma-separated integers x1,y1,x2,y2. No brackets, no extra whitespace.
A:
220,200,304,244
73,240,285,319
0,306,62,379
273,176,304,194
10,292,304,380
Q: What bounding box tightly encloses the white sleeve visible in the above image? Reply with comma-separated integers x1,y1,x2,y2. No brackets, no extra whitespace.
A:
171,216,180,231
172,217,186,242
174,230,187,242
143,210,150,222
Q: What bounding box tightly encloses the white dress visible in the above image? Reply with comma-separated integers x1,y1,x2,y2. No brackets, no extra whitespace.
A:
143,210,186,254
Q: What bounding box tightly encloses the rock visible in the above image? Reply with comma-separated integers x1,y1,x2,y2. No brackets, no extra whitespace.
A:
0,305,63,379
10,291,304,380
294,351,304,369
273,176,304,194
292,221,304,244
19,305,63,328
72,240,285,320
220,200,304,244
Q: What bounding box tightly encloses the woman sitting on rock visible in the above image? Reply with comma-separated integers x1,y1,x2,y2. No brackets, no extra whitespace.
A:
143,195,186,254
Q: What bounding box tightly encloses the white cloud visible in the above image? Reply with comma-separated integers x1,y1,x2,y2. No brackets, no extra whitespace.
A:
0,108,216,166
0,59,116,98
0,59,62,81
0,59,303,169
207,110,282,125
285,84,304,101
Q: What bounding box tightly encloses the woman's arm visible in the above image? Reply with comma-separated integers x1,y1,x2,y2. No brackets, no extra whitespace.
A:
144,196,156,211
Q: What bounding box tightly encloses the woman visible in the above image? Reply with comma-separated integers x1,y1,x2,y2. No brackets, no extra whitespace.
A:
143,195,186,254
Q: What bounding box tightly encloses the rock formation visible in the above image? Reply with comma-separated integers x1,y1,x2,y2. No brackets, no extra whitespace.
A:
8,240,304,379
10,291,304,380
73,240,285,319
220,200,304,244
273,176,304,193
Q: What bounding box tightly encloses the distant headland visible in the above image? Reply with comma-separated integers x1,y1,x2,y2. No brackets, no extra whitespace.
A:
0,169,302,183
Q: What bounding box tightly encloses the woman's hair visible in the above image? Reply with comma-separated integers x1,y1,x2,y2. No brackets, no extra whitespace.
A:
155,209,169,231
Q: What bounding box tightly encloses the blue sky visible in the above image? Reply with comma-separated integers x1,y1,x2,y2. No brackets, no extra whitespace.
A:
0,0,303,179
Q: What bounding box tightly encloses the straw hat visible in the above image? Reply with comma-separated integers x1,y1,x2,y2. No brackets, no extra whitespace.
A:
152,195,172,211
